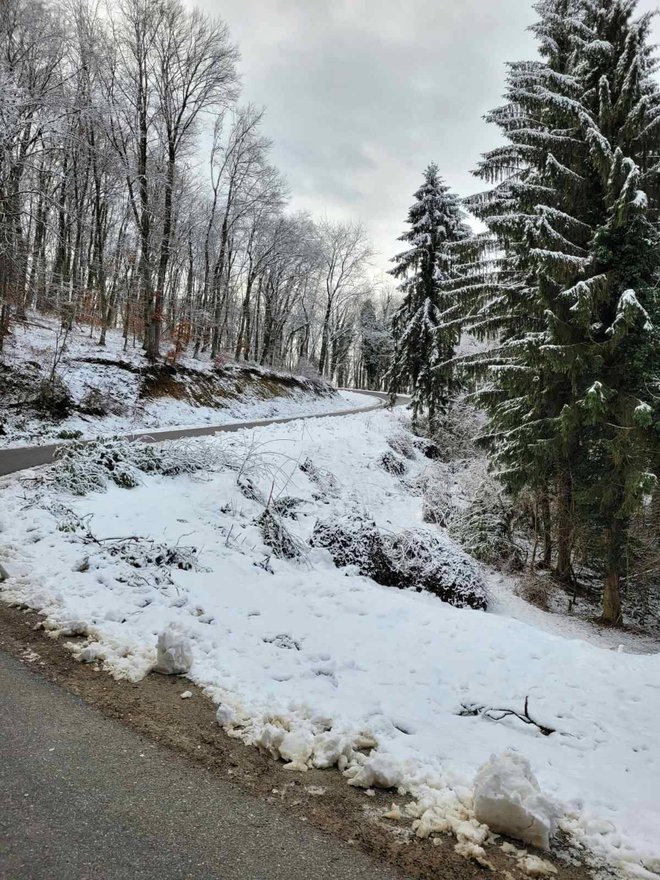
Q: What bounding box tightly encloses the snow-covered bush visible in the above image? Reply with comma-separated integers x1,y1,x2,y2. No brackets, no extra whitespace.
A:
300,457,339,498
378,451,407,476
430,397,484,462
312,515,487,609
33,376,74,418
107,539,200,571
420,472,454,526
310,512,397,584
473,753,558,850
52,439,141,494
258,508,303,559
412,436,441,460
449,490,524,570
386,434,416,460
52,437,217,495
385,529,488,610
271,496,304,519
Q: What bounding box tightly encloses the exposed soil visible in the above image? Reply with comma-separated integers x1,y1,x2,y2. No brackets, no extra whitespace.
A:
0,601,598,880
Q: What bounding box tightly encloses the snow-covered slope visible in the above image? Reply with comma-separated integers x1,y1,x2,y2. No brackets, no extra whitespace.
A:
0,316,366,447
1,408,659,876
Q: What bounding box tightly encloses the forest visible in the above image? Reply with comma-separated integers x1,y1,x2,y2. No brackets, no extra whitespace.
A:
1,0,659,626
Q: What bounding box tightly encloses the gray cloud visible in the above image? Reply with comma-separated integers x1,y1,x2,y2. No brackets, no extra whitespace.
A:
194,0,660,276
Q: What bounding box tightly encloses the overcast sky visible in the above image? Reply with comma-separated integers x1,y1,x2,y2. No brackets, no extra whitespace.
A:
194,0,660,278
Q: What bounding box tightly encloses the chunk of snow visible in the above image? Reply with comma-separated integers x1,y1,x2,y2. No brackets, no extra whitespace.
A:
311,731,352,769
518,855,557,877
154,624,193,675
216,704,236,727
454,840,494,869
279,728,314,771
345,753,403,790
383,803,402,820
473,753,558,850
180,690,193,699
255,723,286,759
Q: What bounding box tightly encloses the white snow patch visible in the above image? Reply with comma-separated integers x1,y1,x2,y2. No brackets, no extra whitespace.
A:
474,753,559,850
154,624,193,675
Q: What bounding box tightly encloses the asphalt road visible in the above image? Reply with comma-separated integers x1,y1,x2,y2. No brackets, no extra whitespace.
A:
0,390,401,477
0,650,405,880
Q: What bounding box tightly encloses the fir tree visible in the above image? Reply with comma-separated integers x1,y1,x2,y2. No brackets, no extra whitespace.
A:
387,164,470,430
456,0,660,622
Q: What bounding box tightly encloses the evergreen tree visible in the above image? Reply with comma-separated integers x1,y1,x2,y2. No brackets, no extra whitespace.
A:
456,0,660,622
387,164,470,430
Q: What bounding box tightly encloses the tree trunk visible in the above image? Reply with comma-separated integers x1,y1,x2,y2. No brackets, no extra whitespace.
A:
602,516,625,625
556,470,572,582
540,489,552,567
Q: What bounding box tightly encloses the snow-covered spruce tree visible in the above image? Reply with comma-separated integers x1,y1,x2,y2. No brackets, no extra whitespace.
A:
386,165,470,431
454,0,592,581
456,0,660,622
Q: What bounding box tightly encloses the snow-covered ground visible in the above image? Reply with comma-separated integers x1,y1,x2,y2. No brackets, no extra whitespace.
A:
0,316,370,447
1,408,659,877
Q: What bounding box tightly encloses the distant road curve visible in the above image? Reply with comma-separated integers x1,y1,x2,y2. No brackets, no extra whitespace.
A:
0,391,407,477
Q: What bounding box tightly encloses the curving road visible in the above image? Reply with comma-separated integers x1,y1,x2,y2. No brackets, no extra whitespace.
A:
0,391,404,478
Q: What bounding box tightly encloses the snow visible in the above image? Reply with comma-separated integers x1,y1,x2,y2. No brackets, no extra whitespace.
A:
154,623,194,675
473,752,559,850
1,408,660,875
0,315,374,448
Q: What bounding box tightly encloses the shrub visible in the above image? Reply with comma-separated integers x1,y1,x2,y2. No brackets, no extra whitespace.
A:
258,508,302,559
386,434,416,460
300,457,339,498
51,437,217,495
385,529,488,610
311,512,397,584
311,514,487,609
412,437,441,460
33,377,74,418
449,491,524,571
420,472,454,526
378,451,407,476
79,387,121,417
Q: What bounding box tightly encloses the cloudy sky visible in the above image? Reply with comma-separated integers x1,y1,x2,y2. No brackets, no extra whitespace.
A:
195,0,660,277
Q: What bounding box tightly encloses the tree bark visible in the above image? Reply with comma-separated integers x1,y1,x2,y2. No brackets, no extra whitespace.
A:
556,470,573,582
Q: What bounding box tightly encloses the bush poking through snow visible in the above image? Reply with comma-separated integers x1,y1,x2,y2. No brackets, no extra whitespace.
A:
473,753,559,850
33,376,74,418
386,530,488,610
420,474,453,526
154,624,193,675
51,437,216,495
257,508,303,559
107,539,200,572
299,457,339,498
378,451,407,476
310,513,398,585
412,437,441,459
312,515,487,609
237,476,266,504
386,434,416,460
271,496,304,519
449,491,524,571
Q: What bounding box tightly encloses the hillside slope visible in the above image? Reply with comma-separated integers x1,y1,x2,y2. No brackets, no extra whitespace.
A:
0,316,360,448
